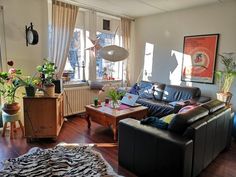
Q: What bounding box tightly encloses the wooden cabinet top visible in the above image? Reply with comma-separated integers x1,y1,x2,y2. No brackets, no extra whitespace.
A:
23,93,63,99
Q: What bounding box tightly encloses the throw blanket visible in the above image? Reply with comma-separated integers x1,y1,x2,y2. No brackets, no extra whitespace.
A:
0,144,120,177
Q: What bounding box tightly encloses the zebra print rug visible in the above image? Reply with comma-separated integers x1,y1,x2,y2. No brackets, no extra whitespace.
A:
0,143,121,177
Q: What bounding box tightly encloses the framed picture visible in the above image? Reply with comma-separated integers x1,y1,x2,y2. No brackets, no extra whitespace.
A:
181,34,219,84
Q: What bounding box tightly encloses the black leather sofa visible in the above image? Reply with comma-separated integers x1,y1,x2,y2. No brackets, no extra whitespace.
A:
127,81,209,118
118,100,233,177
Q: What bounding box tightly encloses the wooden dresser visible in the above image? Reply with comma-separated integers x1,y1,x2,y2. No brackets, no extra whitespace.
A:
23,93,64,142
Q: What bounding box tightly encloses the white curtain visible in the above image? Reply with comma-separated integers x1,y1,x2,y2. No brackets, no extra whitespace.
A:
0,6,7,72
121,18,131,86
50,0,78,78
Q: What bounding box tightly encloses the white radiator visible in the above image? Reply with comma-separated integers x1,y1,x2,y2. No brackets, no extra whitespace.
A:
64,86,99,116
63,82,121,116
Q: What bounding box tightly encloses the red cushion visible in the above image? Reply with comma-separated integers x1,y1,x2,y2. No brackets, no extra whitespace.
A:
178,105,197,113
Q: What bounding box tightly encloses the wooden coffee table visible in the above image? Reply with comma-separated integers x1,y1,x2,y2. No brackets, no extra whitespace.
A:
85,104,148,141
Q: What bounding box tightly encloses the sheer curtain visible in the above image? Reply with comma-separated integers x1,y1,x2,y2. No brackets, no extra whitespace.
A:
50,0,78,78
121,18,131,86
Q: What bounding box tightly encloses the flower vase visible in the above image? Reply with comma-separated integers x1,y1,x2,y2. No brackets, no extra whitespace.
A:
111,100,120,109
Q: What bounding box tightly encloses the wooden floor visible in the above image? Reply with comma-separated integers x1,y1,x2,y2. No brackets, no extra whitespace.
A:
0,116,236,177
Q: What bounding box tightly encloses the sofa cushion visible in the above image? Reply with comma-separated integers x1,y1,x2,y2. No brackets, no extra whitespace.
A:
178,105,197,113
160,113,176,124
140,116,169,130
168,106,209,134
201,100,225,113
137,98,175,117
162,85,201,102
128,83,140,95
153,82,165,100
138,81,154,99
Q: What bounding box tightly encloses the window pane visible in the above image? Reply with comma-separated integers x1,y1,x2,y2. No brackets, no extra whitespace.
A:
63,28,85,81
96,32,122,80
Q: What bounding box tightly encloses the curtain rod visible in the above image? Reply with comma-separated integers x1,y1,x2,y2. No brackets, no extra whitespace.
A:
57,0,135,21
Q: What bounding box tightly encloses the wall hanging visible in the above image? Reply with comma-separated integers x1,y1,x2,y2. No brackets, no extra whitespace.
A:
181,34,219,84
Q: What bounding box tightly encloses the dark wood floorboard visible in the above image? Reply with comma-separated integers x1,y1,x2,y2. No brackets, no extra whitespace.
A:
0,116,236,177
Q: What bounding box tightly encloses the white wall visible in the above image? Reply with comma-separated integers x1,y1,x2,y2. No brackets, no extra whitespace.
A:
0,0,48,124
0,0,48,75
134,0,236,110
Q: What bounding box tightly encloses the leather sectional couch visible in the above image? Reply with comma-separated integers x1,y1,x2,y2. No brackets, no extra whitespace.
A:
128,81,209,118
118,100,233,177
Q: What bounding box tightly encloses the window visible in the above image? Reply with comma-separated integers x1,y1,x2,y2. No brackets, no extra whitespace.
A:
96,32,122,80
63,10,122,83
64,28,85,81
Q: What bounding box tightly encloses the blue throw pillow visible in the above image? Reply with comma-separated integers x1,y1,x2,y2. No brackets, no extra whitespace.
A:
138,81,154,99
129,83,140,95
140,116,169,130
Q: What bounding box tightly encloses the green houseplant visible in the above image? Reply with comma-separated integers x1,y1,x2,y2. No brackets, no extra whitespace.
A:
107,88,124,108
0,61,22,114
215,52,236,104
37,59,57,96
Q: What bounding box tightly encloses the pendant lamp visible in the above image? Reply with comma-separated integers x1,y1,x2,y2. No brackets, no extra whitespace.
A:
99,45,129,62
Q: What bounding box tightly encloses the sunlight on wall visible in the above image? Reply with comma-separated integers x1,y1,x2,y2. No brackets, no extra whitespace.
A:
170,50,193,86
143,42,154,81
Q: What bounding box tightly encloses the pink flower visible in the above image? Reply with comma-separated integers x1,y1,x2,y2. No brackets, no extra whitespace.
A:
8,68,16,74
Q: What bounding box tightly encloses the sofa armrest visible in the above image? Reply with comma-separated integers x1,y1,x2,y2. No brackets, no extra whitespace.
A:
118,118,193,177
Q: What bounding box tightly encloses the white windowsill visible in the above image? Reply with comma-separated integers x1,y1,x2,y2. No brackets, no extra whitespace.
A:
63,79,122,88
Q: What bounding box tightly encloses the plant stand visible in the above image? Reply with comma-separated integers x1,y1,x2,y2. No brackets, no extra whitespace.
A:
1,112,24,139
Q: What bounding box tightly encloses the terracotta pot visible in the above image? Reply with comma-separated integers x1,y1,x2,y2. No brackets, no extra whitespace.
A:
43,83,55,97
2,102,20,115
216,92,232,105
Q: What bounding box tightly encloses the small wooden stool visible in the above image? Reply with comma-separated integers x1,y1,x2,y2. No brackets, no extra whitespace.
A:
2,112,24,139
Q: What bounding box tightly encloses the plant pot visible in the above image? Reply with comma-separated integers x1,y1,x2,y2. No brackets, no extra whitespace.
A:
43,83,55,97
25,85,36,97
216,92,232,105
2,102,20,115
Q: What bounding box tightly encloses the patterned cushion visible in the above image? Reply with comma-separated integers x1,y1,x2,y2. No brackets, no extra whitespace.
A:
138,81,154,99
160,113,176,124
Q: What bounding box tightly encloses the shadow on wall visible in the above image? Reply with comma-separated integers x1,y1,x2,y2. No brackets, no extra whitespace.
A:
146,47,178,83
169,50,184,86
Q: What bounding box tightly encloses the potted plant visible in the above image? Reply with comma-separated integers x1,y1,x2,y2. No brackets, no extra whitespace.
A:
37,59,57,97
215,52,236,104
18,75,40,97
107,88,124,108
0,61,22,115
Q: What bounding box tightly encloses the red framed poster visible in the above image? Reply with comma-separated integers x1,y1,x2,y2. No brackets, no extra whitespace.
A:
181,34,219,84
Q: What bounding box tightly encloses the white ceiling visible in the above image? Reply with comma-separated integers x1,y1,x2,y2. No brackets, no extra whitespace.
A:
68,0,229,18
